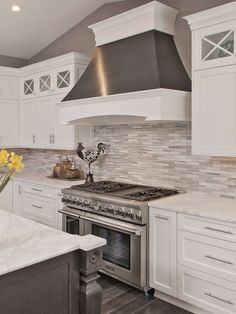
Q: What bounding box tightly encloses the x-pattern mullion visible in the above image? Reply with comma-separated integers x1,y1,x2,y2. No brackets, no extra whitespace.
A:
40,75,50,91
202,30,234,61
24,80,34,94
57,71,70,88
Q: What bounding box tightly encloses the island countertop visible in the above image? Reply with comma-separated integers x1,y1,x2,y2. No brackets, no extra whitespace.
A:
0,209,106,276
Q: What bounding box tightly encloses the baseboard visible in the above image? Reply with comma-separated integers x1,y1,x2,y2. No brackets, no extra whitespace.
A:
154,290,212,314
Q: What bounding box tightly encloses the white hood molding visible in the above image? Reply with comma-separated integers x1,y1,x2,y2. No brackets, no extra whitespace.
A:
58,89,191,125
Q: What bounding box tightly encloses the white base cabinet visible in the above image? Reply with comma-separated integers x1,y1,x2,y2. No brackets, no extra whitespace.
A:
149,207,177,297
13,180,63,230
149,208,236,314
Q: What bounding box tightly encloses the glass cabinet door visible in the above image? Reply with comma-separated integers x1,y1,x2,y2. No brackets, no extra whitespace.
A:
202,30,234,61
57,70,71,89
24,79,34,96
39,74,51,93
194,21,236,70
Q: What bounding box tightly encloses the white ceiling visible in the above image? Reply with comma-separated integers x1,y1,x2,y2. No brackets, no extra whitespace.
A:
0,0,123,59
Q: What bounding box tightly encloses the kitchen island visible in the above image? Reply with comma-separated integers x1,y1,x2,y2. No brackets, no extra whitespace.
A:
0,209,106,314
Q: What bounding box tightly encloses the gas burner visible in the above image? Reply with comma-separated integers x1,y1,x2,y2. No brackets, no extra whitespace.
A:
125,188,179,201
71,181,136,194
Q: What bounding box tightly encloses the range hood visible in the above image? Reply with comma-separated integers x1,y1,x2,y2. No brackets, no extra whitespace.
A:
58,1,191,125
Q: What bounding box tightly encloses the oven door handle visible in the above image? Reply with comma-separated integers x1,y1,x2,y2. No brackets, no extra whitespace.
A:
81,214,144,236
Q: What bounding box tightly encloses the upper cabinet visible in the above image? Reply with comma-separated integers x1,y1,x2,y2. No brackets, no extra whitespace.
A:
20,52,89,100
185,2,236,157
193,20,236,71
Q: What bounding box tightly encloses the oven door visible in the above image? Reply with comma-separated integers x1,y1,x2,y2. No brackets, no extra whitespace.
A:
81,212,147,289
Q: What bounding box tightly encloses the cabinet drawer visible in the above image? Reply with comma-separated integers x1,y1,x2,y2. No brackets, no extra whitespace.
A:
179,230,236,282
178,214,236,242
22,193,55,227
178,266,236,314
22,182,56,199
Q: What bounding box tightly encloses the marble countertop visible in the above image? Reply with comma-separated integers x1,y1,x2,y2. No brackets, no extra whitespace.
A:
12,172,85,189
149,193,236,224
0,209,106,276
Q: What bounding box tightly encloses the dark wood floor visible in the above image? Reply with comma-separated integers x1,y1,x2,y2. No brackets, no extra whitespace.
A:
98,274,193,314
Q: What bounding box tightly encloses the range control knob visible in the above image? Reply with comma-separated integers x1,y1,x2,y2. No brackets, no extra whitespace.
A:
76,198,82,205
83,200,90,207
107,206,114,214
71,197,77,204
135,210,142,221
61,196,68,203
126,209,134,219
118,208,126,217
94,201,101,211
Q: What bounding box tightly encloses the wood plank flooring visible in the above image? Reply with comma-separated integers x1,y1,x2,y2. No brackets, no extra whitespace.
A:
98,274,193,314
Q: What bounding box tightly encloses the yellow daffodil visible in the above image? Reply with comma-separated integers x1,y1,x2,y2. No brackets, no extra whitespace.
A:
8,152,24,172
0,149,9,167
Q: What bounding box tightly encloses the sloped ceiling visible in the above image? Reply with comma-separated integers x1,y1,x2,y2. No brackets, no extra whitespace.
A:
0,0,124,59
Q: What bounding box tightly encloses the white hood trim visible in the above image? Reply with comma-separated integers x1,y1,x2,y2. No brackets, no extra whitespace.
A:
58,89,191,125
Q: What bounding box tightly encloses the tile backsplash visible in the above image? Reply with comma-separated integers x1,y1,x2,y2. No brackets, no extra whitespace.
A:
11,122,236,198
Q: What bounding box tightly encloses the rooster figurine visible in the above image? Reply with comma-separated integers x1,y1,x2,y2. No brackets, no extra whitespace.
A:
77,142,107,183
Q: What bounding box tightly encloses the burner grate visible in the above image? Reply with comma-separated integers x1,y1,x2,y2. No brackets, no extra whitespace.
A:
71,181,137,194
125,188,179,201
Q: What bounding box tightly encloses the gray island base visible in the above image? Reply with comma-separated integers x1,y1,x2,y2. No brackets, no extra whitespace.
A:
0,209,106,314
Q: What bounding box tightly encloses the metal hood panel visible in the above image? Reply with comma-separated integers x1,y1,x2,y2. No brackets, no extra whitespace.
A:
63,31,191,102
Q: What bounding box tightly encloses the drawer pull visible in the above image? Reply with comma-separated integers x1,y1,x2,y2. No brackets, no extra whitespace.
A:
32,205,42,209
205,292,234,305
204,226,233,235
156,214,169,221
205,254,234,265
32,188,43,192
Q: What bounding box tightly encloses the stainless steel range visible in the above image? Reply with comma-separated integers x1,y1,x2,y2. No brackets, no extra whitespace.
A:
60,181,181,291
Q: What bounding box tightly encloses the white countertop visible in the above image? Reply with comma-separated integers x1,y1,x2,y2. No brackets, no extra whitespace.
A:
0,209,106,276
149,193,236,224
12,172,85,189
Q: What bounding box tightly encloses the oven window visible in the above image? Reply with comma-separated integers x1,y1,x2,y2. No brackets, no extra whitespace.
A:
92,225,130,270
66,217,80,235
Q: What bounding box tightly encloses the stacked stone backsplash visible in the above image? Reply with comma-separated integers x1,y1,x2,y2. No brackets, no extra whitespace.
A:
12,122,236,198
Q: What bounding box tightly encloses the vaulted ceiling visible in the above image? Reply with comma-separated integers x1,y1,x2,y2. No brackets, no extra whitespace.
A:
0,0,124,59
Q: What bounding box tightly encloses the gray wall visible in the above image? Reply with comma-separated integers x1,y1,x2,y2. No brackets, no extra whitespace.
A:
29,0,235,75
0,55,28,68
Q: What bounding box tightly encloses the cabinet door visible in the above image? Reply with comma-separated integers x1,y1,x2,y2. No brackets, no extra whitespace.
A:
193,66,236,156
0,179,13,212
193,20,236,70
19,99,37,147
36,97,54,148
37,71,52,97
51,95,78,149
54,65,75,94
20,75,37,99
0,76,18,99
149,207,177,297
0,100,18,147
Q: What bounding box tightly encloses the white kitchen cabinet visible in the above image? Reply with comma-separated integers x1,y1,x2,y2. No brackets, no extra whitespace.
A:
192,66,236,156
192,20,236,71
19,99,37,147
36,96,54,148
0,100,18,147
0,179,13,212
149,207,177,297
20,75,37,99
20,52,89,100
178,266,236,314
0,75,18,99
185,3,236,157
13,180,63,229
